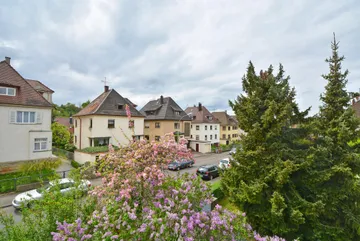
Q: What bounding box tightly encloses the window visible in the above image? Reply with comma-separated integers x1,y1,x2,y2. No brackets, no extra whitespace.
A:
228,134,231,139
215,134,217,139
208,116,213,121
210,125,212,130
205,135,207,141
129,120,134,128
89,119,92,128
222,134,226,139
196,125,199,130
108,119,115,128
205,125,207,130
16,111,36,124
210,135,212,140
118,104,123,110
233,126,237,130
93,137,110,146
146,111,155,116
75,120,77,128
215,125,217,130
191,135,193,139
155,122,160,128
222,126,226,131
175,111,180,115
0,87,16,96
75,135,77,144
191,125,192,129
145,123,150,128
155,136,160,141
89,139,92,147
144,135,150,140
196,135,199,140
174,122,180,129
228,126,231,131
34,138,47,151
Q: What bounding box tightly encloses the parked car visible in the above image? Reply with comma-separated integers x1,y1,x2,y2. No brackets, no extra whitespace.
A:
196,165,219,180
168,159,195,171
229,147,237,155
218,158,231,169
12,178,91,209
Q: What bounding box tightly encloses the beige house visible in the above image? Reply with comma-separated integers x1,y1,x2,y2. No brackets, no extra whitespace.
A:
73,86,144,150
212,111,242,145
0,57,53,165
140,96,191,142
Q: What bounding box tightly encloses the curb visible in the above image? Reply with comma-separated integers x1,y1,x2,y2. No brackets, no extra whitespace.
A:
0,204,12,209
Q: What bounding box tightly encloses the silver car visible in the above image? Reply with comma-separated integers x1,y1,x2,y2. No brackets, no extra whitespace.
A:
229,147,237,155
12,178,91,209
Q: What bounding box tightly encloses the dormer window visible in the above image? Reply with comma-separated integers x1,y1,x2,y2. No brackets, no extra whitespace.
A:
0,87,16,96
175,111,180,116
208,116,213,121
118,104,123,110
146,111,155,115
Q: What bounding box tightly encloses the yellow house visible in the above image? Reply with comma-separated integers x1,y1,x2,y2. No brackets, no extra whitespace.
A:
140,96,191,141
212,111,241,145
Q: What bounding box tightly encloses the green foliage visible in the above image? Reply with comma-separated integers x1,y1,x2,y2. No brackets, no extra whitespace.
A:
80,145,119,153
19,158,61,174
0,169,56,193
64,143,76,152
221,61,311,240
52,102,81,118
51,122,71,149
0,177,96,241
303,34,360,240
71,160,81,168
81,100,91,108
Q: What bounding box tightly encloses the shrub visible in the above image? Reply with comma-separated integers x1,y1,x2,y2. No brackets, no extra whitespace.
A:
19,158,61,175
80,145,119,154
71,160,81,168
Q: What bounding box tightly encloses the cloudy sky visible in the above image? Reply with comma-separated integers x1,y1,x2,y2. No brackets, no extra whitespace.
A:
0,0,359,115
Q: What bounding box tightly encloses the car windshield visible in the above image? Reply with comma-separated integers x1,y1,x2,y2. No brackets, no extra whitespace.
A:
198,167,208,172
220,160,229,164
36,183,52,194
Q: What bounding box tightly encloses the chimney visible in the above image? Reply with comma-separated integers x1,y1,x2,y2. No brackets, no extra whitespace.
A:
5,57,10,64
160,95,164,104
198,102,202,111
104,85,109,92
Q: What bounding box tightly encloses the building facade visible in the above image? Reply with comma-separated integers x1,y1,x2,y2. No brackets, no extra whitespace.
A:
212,111,241,145
185,103,220,153
140,96,191,142
0,57,53,164
73,86,144,149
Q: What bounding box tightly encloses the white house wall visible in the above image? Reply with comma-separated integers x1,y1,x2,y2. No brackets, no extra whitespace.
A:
0,105,52,163
190,123,220,144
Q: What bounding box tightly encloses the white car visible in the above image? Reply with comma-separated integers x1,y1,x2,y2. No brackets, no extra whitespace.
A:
229,147,237,155
12,178,91,209
218,158,231,169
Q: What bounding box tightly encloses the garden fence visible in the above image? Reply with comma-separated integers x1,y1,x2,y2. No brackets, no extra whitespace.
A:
52,147,74,161
0,170,71,194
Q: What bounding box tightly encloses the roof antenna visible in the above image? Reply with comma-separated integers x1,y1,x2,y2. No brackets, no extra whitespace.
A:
101,77,111,92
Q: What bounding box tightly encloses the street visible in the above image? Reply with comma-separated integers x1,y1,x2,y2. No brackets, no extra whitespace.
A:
0,152,229,227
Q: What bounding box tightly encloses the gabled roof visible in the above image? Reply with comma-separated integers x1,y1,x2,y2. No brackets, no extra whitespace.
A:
212,111,238,126
26,79,54,93
124,98,137,108
140,96,191,121
0,60,52,108
184,104,220,124
73,89,144,117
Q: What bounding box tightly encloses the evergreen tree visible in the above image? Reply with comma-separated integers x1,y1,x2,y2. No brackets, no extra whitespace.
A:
305,34,360,240
222,62,314,240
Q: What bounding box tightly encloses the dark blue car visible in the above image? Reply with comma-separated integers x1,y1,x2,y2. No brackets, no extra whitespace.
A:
168,159,195,171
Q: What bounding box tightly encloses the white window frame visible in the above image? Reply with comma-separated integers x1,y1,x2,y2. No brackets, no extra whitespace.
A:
0,87,16,96
14,111,37,124
34,138,48,152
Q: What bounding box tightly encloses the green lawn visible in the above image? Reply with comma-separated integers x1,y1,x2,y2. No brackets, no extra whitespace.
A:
211,179,221,192
211,179,240,212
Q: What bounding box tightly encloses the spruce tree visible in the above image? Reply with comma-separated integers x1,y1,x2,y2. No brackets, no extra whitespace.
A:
222,62,315,240
305,34,360,240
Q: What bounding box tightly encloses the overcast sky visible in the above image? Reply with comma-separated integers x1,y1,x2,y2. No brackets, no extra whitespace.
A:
0,0,359,115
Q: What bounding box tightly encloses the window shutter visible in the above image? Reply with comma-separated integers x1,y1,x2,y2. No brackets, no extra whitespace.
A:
9,111,16,123
36,112,42,124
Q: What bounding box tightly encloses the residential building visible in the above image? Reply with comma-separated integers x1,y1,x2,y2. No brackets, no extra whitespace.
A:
185,103,220,153
212,111,241,145
0,57,53,164
26,79,54,103
140,95,191,142
72,86,144,149
54,117,74,134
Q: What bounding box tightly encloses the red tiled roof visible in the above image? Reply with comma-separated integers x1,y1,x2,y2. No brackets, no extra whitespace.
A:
212,111,238,126
26,79,54,93
74,91,110,116
54,117,71,128
0,60,52,108
184,105,220,124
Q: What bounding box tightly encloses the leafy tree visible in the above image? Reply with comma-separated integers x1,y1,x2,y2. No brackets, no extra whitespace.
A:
51,122,71,149
222,62,313,240
304,34,360,240
81,100,91,108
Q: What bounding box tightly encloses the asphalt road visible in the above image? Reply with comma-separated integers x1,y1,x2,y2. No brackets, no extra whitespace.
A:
0,152,230,227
